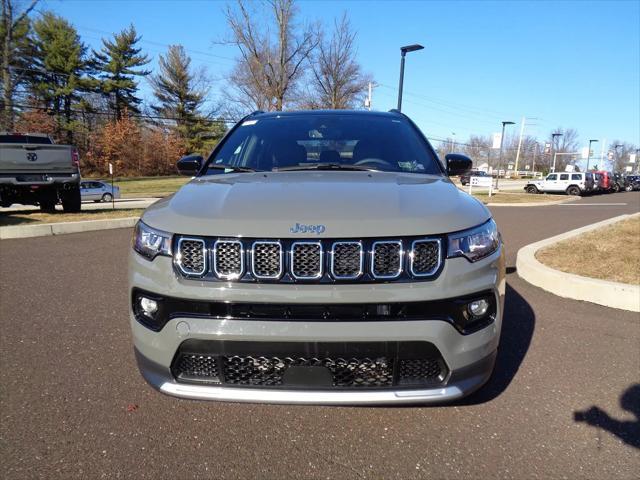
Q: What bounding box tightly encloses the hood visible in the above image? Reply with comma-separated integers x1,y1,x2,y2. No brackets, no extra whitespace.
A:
142,171,491,238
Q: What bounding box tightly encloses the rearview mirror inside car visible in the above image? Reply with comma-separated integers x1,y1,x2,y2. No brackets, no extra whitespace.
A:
445,153,473,176
177,155,203,176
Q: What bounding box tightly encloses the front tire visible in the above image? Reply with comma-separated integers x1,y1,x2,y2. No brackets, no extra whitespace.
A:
101,193,113,203
525,185,539,194
61,185,81,213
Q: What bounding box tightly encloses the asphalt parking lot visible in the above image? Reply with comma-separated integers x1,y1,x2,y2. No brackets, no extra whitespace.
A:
1,192,639,479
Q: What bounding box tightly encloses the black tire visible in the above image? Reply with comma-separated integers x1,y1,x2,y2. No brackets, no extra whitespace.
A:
612,183,620,193
38,189,57,212
39,198,56,212
61,185,81,213
567,186,581,196
626,185,633,192
525,185,538,194
101,193,113,203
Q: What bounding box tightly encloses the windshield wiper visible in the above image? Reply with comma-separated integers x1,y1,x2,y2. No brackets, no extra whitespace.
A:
208,164,258,173
275,163,377,172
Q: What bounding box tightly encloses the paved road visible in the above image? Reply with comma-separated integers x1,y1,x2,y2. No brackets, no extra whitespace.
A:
0,197,160,213
1,192,639,479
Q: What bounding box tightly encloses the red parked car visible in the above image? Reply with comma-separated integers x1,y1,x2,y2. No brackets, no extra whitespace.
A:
593,171,614,192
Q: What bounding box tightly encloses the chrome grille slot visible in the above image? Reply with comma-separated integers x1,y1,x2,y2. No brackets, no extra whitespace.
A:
371,240,403,279
331,242,363,279
213,240,243,279
252,241,283,279
176,238,206,276
410,239,441,276
291,242,323,279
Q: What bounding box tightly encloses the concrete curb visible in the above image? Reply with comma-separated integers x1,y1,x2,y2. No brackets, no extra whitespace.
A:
0,216,139,240
516,213,640,312
486,196,580,207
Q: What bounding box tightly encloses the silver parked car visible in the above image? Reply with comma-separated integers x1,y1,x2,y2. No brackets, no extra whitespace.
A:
80,180,120,202
129,110,506,405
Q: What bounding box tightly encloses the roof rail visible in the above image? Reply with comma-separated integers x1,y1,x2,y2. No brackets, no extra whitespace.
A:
388,109,402,115
249,110,264,116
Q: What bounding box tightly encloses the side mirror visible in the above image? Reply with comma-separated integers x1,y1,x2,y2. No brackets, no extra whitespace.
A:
177,154,203,176
445,153,473,176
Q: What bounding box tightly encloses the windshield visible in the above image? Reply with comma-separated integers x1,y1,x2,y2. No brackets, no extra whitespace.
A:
203,114,442,175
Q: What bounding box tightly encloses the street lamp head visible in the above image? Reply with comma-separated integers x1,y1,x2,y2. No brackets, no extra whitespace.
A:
552,132,563,138
589,139,599,143
401,44,424,54
502,121,515,126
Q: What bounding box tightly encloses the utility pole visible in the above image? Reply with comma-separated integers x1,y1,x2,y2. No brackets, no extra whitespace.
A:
365,82,372,110
550,132,563,173
495,121,515,190
586,139,598,171
514,116,526,173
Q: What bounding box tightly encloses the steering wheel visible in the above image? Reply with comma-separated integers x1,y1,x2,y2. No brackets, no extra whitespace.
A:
354,158,393,168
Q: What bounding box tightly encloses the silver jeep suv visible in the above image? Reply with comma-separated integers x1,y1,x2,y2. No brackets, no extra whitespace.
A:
129,110,505,405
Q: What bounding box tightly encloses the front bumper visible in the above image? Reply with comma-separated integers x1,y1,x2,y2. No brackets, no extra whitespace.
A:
129,246,505,405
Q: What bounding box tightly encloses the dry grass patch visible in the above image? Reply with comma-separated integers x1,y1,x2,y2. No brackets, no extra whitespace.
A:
83,176,189,198
472,192,568,204
0,208,143,227
536,216,640,285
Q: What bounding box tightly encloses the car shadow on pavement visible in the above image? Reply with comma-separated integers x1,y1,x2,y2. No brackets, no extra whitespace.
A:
456,282,535,405
573,384,640,449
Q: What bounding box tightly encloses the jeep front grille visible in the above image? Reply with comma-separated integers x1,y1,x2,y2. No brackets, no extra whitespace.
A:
331,242,363,279
176,238,206,275
410,239,441,276
291,242,322,279
371,241,403,279
252,241,283,279
213,240,243,279
173,235,443,283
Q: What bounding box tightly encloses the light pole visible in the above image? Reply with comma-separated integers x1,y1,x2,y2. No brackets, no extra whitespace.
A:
550,132,563,172
585,139,598,171
397,44,424,112
614,144,623,171
495,121,515,190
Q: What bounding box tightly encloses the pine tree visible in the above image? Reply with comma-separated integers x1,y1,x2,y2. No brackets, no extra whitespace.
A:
92,25,150,119
30,12,90,142
1,0,38,129
150,45,223,153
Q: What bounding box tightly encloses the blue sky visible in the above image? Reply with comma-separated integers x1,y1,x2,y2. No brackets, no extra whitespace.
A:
43,0,639,150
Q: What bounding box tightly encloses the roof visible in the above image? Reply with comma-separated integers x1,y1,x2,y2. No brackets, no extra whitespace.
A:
249,109,405,120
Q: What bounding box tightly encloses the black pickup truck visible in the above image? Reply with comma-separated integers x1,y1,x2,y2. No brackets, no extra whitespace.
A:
0,133,81,211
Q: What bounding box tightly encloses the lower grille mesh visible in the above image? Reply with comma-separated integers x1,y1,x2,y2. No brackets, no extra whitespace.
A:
171,342,447,389
223,356,395,387
173,354,221,383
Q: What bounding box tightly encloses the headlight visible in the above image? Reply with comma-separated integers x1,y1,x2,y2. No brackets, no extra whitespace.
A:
133,221,172,260
447,219,500,262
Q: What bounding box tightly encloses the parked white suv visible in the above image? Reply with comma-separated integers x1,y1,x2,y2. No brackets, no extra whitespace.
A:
525,172,593,196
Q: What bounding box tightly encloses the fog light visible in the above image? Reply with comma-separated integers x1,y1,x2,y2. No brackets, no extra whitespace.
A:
140,297,158,316
468,299,490,318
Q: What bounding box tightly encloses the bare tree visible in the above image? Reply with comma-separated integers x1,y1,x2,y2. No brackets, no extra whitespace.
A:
303,13,370,109
608,140,638,172
548,127,580,170
1,0,38,129
223,0,318,112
